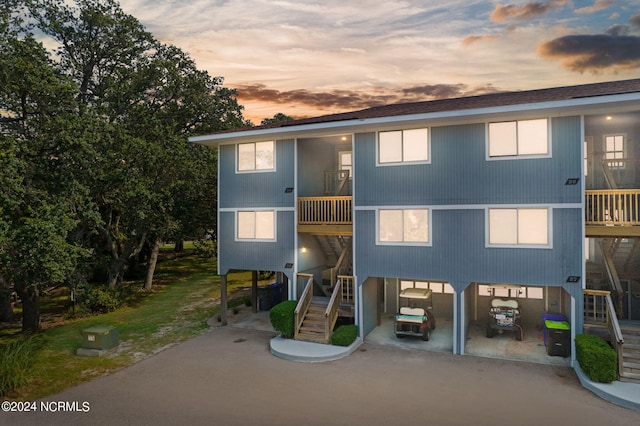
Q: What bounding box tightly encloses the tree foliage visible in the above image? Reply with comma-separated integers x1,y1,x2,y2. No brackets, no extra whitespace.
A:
1,0,247,331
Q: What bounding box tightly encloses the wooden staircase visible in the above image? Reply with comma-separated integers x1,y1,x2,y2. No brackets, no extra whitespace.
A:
620,322,640,384
297,297,330,343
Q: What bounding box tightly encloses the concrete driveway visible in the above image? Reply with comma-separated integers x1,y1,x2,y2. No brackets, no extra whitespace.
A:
3,326,639,425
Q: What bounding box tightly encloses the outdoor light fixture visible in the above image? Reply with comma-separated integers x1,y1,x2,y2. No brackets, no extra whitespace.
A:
284,187,293,193
301,247,307,253
565,178,580,185
284,263,293,269
566,276,580,283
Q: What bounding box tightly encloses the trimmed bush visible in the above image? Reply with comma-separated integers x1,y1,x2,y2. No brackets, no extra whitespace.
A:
331,324,358,346
269,300,297,338
0,334,45,396
575,334,617,383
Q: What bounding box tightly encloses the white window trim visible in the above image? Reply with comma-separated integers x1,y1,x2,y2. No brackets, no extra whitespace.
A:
235,210,277,242
603,133,626,169
376,208,432,247
236,141,276,173
485,207,553,249
377,128,431,166
486,118,552,161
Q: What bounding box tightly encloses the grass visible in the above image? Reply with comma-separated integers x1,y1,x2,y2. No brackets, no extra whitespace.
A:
0,251,266,400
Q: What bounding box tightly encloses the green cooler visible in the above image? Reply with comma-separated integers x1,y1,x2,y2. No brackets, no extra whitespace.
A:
545,320,570,357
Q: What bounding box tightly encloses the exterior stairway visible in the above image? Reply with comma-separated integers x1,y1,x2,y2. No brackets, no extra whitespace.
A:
620,322,640,384
296,296,330,343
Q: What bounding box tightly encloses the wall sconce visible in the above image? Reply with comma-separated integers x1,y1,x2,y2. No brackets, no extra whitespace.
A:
566,276,580,283
285,187,293,193
284,263,293,269
301,247,307,254
565,178,580,185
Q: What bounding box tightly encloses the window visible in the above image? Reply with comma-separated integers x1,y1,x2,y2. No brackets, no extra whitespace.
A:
401,280,453,294
488,118,548,158
378,128,429,164
237,141,274,171
379,209,429,244
488,208,549,246
339,151,352,178
604,134,624,168
237,211,275,240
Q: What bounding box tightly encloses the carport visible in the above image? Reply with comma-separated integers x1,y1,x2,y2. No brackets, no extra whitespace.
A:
363,277,455,354
463,282,572,365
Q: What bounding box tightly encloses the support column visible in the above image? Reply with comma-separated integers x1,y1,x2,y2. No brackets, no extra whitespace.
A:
252,270,258,313
220,274,228,326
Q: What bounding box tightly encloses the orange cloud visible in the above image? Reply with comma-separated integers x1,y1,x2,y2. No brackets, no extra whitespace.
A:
574,0,614,15
490,0,570,23
235,83,501,118
462,34,499,47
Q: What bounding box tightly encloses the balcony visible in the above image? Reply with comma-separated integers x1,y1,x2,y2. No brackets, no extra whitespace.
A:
586,189,640,237
297,196,352,235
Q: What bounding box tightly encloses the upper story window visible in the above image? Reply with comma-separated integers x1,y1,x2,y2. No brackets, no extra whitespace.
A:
378,209,430,245
339,151,352,178
488,208,550,247
237,141,275,172
237,210,275,240
604,134,625,168
378,128,429,165
488,118,549,158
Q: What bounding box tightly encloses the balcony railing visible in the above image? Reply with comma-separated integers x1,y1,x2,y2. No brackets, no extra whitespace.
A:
585,189,640,226
298,196,352,225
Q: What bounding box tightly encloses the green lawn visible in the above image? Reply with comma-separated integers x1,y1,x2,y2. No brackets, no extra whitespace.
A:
1,253,265,400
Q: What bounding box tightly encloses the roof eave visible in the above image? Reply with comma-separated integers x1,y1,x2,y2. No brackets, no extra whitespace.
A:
189,92,640,147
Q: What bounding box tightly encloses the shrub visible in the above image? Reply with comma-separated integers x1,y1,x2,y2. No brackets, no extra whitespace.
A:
0,334,45,396
78,285,127,314
269,300,297,338
575,334,617,383
331,324,358,346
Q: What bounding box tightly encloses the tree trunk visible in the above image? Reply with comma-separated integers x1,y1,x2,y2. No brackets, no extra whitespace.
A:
15,286,40,333
0,291,14,322
0,276,14,322
174,239,184,252
143,238,162,291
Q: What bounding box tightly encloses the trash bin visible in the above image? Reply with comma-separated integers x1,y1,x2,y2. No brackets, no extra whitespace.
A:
542,313,567,346
545,320,570,357
257,283,284,311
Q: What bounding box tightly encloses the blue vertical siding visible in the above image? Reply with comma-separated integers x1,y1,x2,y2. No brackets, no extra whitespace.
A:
218,211,295,275
355,207,582,287
354,117,582,206
219,139,295,209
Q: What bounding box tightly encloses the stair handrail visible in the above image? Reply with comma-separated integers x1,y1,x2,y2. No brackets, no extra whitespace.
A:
601,159,618,190
583,289,624,378
601,239,625,318
337,275,354,304
331,242,351,287
294,276,314,340
604,293,625,378
324,279,343,343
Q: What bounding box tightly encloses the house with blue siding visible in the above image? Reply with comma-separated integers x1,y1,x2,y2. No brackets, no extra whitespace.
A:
191,79,640,381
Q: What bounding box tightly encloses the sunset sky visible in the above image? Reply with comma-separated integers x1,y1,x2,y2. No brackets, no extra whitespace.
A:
116,0,640,123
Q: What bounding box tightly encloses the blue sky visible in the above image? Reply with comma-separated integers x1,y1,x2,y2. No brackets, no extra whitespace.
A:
116,0,640,122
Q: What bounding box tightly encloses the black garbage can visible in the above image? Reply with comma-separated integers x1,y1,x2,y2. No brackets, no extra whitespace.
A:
257,283,284,311
545,320,571,357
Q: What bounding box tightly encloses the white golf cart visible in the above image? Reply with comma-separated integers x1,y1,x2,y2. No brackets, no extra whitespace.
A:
395,288,436,341
486,284,523,341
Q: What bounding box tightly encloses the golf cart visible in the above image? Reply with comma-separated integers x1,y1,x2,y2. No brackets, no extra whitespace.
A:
486,284,523,341
395,288,436,341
